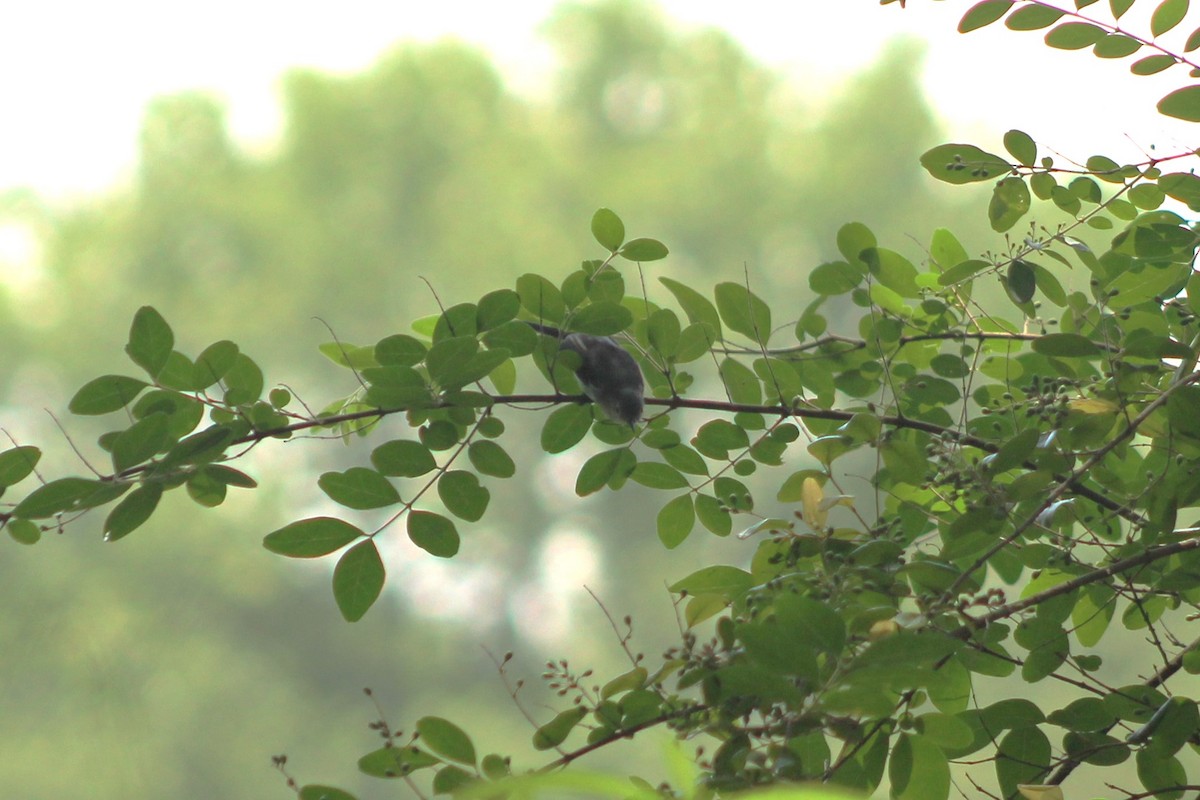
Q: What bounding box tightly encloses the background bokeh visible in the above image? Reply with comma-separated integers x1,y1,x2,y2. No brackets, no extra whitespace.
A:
0,1,1191,797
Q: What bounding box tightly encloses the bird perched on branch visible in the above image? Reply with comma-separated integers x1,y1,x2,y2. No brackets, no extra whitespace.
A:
526,322,644,429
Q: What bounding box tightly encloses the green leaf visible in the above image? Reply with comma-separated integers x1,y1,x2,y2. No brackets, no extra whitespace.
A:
1132,54,1179,75
921,143,1012,184
660,276,723,338
103,483,163,541
809,261,863,295
995,727,1051,797
69,375,149,415
193,340,240,388
575,448,636,496
299,786,357,800
6,519,40,545
570,301,632,336
618,237,669,262
714,282,772,343
1006,259,1037,305
1002,130,1037,166
358,745,440,778
646,308,681,357
0,445,40,487
516,273,566,323
126,306,174,377
416,717,476,765
1152,0,1189,36
1094,33,1142,58
695,493,731,536
425,336,479,388
223,353,264,405
657,494,695,548
467,440,515,478
264,517,363,558
1032,332,1101,357
371,439,437,477
532,707,588,750
1187,23,1200,50
890,734,950,800
1005,4,1064,29
432,766,473,795
407,511,460,558
989,177,1031,232
375,334,427,367
590,208,625,251
719,357,762,405
319,341,377,369
318,468,402,510
631,462,689,489
476,289,521,330
958,0,1014,32
1111,0,1136,18
1045,21,1107,49
541,404,593,454
837,222,876,264
437,470,489,522
111,413,171,472
1159,85,1200,121
332,539,385,622
862,248,920,297
938,259,990,285
14,477,127,519
669,565,754,597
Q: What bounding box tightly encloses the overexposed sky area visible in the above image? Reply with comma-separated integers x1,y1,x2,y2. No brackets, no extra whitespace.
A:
2,1,1199,200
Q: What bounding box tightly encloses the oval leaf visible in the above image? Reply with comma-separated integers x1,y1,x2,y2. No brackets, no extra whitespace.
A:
264,517,364,558
332,539,385,622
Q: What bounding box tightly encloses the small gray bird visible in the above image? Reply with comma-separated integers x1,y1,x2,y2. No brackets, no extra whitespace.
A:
527,322,644,429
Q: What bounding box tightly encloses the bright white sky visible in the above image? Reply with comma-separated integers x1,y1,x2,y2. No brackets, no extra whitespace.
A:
2,1,1198,200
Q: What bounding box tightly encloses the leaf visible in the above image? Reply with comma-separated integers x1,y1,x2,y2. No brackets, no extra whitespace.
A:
632,462,689,489
1003,130,1037,166
921,143,1012,184
590,208,625,251
809,261,863,295
1006,259,1037,305
1158,85,1200,121
541,404,593,454
890,734,951,800
467,440,515,478
996,727,1051,798
264,517,364,558
358,745,440,778
1111,0,1136,18
1132,54,1179,75
1045,22,1107,49
660,276,723,338
298,787,357,800
193,340,240,387
1005,5,1064,29
1151,0,1189,36
110,413,171,472
862,248,920,297
371,439,437,477
1032,333,1101,357
516,273,566,323
989,177,1031,232
0,445,40,487
958,0,1015,32
437,470,490,522
657,494,695,548
618,237,669,262
126,306,174,377
669,565,754,597
532,706,588,750
416,717,476,765
407,511,460,558
223,353,264,405
103,483,163,541
69,375,149,415
714,282,772,343
1093,34,1142,58
575,448,636,496
318,468,402,510
14,477,127,519
375,334,427,367
570,301,633,336
332,539,385,622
